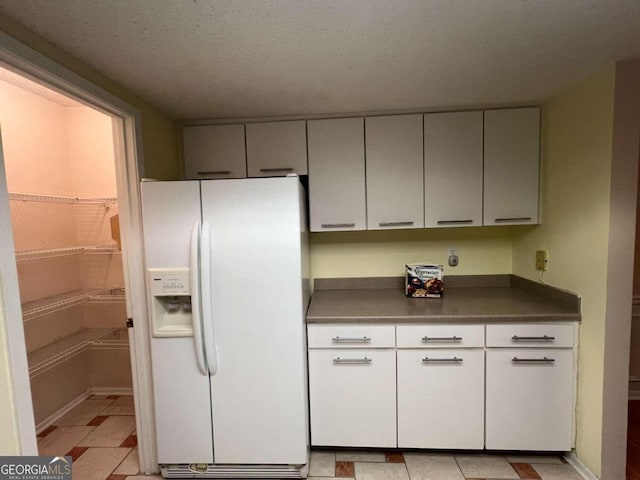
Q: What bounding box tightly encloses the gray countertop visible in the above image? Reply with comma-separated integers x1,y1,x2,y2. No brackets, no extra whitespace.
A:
306,276,581,324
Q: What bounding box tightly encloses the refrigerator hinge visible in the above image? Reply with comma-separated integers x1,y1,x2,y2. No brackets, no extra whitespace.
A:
126,318,134,328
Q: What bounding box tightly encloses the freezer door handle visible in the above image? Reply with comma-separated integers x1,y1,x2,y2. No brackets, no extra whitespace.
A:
200,220,218,376
190,220,208,375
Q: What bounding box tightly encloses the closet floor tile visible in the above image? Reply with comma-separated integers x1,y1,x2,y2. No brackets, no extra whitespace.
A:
102,405,135,416
111,395,134,407
56,398,115,426
78,416,136,447
37,426,95,456
71,447,130,480
113,447,140,475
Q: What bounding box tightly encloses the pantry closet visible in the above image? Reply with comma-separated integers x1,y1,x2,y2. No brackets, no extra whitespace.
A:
0,68,132,430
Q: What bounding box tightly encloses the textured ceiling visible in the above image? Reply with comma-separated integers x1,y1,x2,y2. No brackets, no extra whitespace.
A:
1,0,639,120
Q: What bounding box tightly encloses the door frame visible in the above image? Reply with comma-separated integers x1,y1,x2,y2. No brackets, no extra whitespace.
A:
0,31,157,472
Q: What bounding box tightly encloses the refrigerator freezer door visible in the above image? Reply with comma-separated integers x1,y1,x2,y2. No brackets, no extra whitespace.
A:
140,181,214,464
201,177,308,465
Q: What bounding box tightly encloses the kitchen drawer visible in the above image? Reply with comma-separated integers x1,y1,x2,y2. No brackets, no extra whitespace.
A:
396,324,484,348
486,323,574,348
307,324,395,348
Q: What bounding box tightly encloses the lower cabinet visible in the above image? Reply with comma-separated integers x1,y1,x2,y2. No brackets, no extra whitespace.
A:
308,348,397,448
307,322,576,451
397,349,484,449
485,348,574,451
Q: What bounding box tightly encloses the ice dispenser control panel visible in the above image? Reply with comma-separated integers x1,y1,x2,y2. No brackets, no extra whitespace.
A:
148,268,193,337
150,269,190,296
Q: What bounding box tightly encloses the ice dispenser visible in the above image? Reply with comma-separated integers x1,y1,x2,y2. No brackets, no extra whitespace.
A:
148,268,193,337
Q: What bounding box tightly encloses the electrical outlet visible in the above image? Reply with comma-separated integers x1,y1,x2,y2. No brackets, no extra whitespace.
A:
448,247,458,267
535,250,548,271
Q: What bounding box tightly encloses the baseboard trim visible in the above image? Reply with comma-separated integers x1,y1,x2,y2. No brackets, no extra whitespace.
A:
35,389,91,433
564,451,599,480
90,387,133,396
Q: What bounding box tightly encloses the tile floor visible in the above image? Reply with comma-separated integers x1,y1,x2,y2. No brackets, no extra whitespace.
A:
48,396,584,480
309,450,582,480
36,395,157,480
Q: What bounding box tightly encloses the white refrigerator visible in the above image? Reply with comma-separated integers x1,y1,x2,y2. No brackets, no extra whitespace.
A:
140,176,310,478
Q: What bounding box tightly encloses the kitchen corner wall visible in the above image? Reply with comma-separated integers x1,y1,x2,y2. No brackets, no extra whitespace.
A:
511,65,616,477
309,226,517,280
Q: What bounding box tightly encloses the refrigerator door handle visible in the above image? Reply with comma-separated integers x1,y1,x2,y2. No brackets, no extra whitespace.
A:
200,220,219,375
190,220,208,375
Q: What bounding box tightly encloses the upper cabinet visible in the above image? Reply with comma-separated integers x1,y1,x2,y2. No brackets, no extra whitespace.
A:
424,111,483,228
183,124,247,179
484,108,540,225
245,120,308,177
307,117,366,232
182,107,541,230
365,114,424,230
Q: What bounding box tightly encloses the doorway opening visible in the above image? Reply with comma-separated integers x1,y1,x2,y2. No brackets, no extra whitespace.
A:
0,66,139,474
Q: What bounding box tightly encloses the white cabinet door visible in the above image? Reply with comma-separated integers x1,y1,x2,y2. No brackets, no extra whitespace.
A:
183,125,246,179
365,114,423,230
484,108,540,225
424,111,483,228
485,349,574,451
397,349,484,449
308,349,396,448
246,120,308,177
307,117,366,232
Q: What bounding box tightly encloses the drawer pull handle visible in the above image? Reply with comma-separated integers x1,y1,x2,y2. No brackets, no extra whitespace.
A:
422,356,463,363
321,223,356,229
437,219,473,225
332,336,371,343
333,357,372,364
422,336,462,342
379,221,414,227
512,356,555,363
260,167,294,173
511,335,555,342
494,217,533,223
197,170,231,175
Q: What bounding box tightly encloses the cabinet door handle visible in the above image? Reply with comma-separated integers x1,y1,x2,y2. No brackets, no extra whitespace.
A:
259,167,294,173
379,221,414,227
494,217,533,223
437,219,473,225
422,356,463,363
333,357,372,364
511,335,555,342
421,336,462,342
197,170,231,175
332,336,371,343
512,356,555,363
321,223,356,229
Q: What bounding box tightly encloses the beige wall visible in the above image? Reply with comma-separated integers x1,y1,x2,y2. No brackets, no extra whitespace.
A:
310,226,517,280
512,66,616,477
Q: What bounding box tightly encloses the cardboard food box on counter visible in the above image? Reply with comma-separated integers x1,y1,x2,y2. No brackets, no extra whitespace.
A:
405,264,444,298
